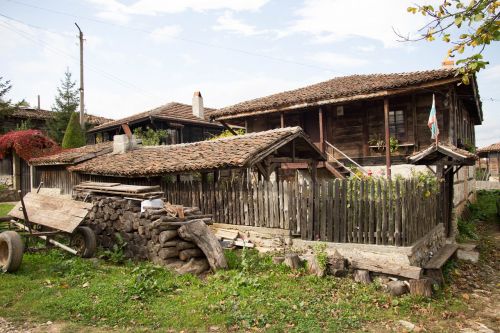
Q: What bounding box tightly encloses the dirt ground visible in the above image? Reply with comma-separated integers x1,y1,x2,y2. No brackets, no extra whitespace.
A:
1,220,498,333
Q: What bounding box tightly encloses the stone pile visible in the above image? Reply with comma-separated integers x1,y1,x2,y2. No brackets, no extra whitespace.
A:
84,196,216,275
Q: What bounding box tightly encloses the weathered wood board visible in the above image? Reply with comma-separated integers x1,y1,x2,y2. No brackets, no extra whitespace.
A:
76,182,160,193
8,193,92,233
424,244,458,269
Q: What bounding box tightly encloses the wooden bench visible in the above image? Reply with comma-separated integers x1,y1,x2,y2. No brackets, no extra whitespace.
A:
423,244,459,284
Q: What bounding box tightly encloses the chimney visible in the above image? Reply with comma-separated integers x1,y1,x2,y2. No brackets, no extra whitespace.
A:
192,91,204,119
37,95,40,111
112,134,137,154
442,59,454,69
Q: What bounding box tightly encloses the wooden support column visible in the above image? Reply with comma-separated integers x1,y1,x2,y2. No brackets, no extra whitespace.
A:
448,86,455,145
383,98,392,178
30,165,35,193
309,160,318,241
12,152,21,191
411,94,418,150
318,108,324,152
280,111,285,128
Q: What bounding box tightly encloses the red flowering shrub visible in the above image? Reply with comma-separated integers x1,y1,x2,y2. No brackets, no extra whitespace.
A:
0,129,61,161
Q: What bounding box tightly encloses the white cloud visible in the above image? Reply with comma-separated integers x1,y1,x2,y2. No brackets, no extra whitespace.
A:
213,11,266,36
88,0,270,23
149,25,182,43
480,64,500,82
308,52,368,68
288,0,435,47
355,45,376,53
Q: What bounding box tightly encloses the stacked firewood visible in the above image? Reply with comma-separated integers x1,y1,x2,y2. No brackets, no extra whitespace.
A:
84,196,227,275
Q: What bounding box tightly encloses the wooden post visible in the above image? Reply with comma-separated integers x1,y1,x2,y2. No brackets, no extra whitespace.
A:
411,94,418,149
30,165,35,193
310,160,318,240
318,108,324,152
12,152,21,191
280,111,285,128
383,98,391,178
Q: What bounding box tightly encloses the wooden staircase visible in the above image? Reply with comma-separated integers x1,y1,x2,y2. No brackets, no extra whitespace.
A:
323,140,369,179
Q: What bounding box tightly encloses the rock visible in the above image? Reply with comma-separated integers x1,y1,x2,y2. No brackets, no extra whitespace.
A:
385,280,408,296
458,243,477,251
398,320,415,331
457,250,479,263
327,250,346,276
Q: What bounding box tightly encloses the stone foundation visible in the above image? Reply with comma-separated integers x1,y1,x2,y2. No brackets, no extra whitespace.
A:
211,222,445,268
0,189,18,202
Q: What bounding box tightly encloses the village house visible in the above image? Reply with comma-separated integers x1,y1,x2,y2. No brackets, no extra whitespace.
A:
2,106,112,134
210,68,482,179
477,142,500,182
86,92,230,145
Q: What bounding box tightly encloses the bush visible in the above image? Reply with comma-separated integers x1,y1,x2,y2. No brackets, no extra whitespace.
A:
61,112,85,148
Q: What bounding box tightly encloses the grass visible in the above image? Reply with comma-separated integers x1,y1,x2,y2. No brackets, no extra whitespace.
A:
457,190,499,242
0,248,465,332
0,203,14,217
3,192,498,332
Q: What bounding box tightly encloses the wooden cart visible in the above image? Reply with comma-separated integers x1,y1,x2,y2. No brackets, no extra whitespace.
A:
0,191,96,273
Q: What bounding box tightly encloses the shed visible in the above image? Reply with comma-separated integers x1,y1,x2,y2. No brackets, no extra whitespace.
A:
476,142,500,181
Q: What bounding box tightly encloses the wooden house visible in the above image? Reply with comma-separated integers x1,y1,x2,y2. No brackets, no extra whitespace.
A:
477,142,500,181
1,106,112,134
86,92,230,145
210,68,482,178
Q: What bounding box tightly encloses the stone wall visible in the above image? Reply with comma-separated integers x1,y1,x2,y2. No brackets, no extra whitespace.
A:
407,223,445,267
0,175,13,188
83,196,213,275
0,189,18,202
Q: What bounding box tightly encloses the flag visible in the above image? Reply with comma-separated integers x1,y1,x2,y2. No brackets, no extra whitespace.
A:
428,94,439,144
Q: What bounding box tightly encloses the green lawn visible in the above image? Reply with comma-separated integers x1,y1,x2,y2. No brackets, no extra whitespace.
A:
0,203,14,217
2,191,498,332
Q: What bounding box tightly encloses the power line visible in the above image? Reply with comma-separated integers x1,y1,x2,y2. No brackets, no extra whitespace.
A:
0,18,160,99
5,0,338,73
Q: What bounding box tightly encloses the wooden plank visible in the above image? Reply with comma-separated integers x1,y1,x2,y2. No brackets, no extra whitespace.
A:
395,180,402,246
358,180,364,244
368,181,374,244
327,180,334,242
283,181,289,230
424,244,459,269
319,180,327,240
381,180,388,245
341,179,347,243
351,260,423,280
8,193,92,233
388,179,394,245
309,181,315,240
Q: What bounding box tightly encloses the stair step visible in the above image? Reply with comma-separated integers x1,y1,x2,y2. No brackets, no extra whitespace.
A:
424,244,459,269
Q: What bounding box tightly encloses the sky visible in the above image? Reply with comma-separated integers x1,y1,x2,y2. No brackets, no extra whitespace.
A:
0,0,498,147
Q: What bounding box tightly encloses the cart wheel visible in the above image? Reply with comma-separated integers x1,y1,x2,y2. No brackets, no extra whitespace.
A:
0,231,24,273
71,226,96,258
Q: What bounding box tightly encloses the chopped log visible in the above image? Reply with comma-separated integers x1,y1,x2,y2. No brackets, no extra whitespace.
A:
158,247,179,259
179,248,204,261
353,269,372,284
164,258,185,270
215,229,239,240
176,258,209,275
385,280,408,296
234,239,254,248
328,250,347,277
350,260,423,280
272,256,285,264
185,214,212,221
178,220,228,270
161,240,181,247
159,230,178,244
306,256,326,277
284,254,302,270
409,278,433,297
424,268,444,286
176,241,196,251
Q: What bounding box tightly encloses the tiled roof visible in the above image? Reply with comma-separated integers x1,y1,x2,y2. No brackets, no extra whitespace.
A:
69,127,323,176
30,142,113,166
212,69,460,119
11,107,113,126
88,102,222,133
409,142,477,165
477,142,500,154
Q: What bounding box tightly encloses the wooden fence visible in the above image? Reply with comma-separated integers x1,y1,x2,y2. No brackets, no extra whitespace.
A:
162,178,439,246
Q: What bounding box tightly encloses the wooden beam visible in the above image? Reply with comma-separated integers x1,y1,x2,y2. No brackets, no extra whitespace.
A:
219,120,237,135
384,98,392,178
255,163,269,180
411,94,418,150
318,108,324,152
280,111,285,128
268,157,313,164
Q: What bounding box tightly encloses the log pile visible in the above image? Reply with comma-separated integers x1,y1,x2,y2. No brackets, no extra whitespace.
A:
83,196,227,274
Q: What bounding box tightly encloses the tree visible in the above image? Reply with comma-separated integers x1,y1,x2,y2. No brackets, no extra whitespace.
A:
47,69,80,143
62,112,86,148
0,77,15,133
133,127,169,146
401,0,499,83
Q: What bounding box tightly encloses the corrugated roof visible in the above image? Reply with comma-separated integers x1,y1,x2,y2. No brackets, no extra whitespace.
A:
211,69,461,119
30,142,113,166
88,102,222,133
69,127,323,177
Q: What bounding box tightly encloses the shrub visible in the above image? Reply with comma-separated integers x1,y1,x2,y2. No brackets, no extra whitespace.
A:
61,112,86,148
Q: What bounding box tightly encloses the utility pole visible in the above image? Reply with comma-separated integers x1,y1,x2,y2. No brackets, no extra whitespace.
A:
75,23,85,128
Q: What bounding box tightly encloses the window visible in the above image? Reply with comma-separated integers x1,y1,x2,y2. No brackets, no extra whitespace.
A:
389,110,406,141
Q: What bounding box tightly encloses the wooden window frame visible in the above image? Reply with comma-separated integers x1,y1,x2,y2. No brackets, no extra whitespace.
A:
388,105,409,143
